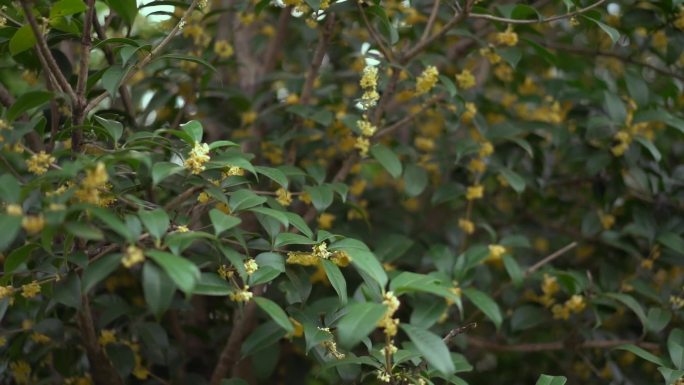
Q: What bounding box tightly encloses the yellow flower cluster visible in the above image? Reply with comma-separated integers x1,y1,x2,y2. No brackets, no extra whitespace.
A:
222,166,245,178
26,151,55,175
486,244,506,262
456,69,476,90
229,285,253,302
244,258,259,275
122,245,145,268
357,118,377,137
462,102,477,123
21,280,41,299
0,285,14,299
312,242,332,259
611,131,631,156
415,65,439,96
10,360,31,385
214,40,234,58
479,46,502,64
286,247,352,267
354,136,370,157
551,294,586,320
99,329,117,346
378,291,400,337
30,332,51,344
321,338,345,359
22,214,45,235
496,25,518,46
185,142,211,174
466,184,484,200
598,210,615,230
458,218,475,234
537,273,560,307
353,116,376,157
74,162,115,207
275,188,292,206
318,213,335,229
359,65,379,109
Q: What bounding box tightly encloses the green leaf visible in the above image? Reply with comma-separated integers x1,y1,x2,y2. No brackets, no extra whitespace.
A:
0,174,21,203
634,137,661,162
404,164,428,197
606,293,647,331
9,24,36,56
499,167,525,193
511,305,546,331
284,212,313,238
50,0,87,18
93,116,124,144
462,288,502,329
322,259,347,304
401,324,455,375
658,367,684,385
274,233,316,248
152,162,184,185
106,0,138,25
65,222,104,241
510,4,540,20
304,184,334,212
254,166,289,189
668,329,684,370
535,374,567,385
229,189,267,212
180,120,204,143
241,321,287,357
90,207,134,241
625,70,649,106
250,207,289,228
581,15,620,44
370,144,402,179
158,54,218,73
82,253,122,292
337,302,387,349
614,344,667,367
657,233,684,255
603,91,627,123
0,215,22,251
102,65,127,97
54,274,82,309
647,307,671,333
389,271,459,302
209,208,241,235
146,250,200,294
138,209,170,241
330,239,388,288
254,297,294,333
7,91,53,122
4,244,38,274
503,254,524,286
193,273,232,296
142,262,176,318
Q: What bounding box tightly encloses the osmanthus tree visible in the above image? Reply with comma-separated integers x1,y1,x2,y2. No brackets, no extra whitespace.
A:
1,0,684,384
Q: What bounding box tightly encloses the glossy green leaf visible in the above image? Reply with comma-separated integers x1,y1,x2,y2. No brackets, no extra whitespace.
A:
404,164,428,197
209,208,241,235
337,302,387,349
254,297,294,333
146,250,200,294
462,288,502,329
180,120,204,143
322,259,347,304
402,323,455,375
371,144,402,179
152,162,185,185
229,189,267,212
535,374,567,385
7,91,53,122
9,25,36,56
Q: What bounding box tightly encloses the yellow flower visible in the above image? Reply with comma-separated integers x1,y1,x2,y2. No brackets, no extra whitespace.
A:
468,158,486,173
652,30,668,52
99,330,116,346
378,291,400,337
122,245,145,268
494,63,513,82
222,166,245,178
414,137,435,152
241,110,257,125
357,118,377,137
10,360,31,385
458,218,475,234
360,65,379,89
461,102,477,123
214,40,234,58
415,66,439,95
541,274,559,296
487,244,507,262
349,179,367,196
456,69,476,89
599,211,615,230
197,191,211,204
218,264,234,279
30,332,51,344
22,215,45,235
288,317,304,338
286,251,319,266
330,250,352,267
611,131,631,156
6,204,22,216
244,259,259,275
322,339,345,359
496,25,518,46
361,89,380,109
275,188,292,206
82,162,108,189
312,242,332,259
21,280,41,299
354,136,370,157
176,225,189,233
0,285,14,299
184,142,210,175
318,213,335,229
229,285,253,302
565,295,586,313
465,184,484,200
479,47,502,64
26,151,55,175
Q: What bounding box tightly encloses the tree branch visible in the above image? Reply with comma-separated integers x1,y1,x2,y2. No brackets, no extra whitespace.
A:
300,14,336,105
467,336,659,352
356,1,395,62
19,0,77,102
469,0,607,25
525,241,577,276
420,0,441,42
77,296,124,385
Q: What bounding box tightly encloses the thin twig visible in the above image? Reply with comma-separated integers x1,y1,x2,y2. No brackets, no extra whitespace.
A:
356,1,394,62
525,241,578,276
19,0,77,102
374,94,444,138
469,0,607,25
420,0,441,42
164,185,204,211
300,14,336,105
85,0,199,113
467,336,659,352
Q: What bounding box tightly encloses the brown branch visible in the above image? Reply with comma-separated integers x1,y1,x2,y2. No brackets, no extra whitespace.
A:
356,1,395,62
77,296,125,385
70,0,96,151
19,0,77,102
374,94,444,138
164,185,205,211
469,0,607,25
261,7,293,77
300,14,336,105
0,83,13,107
420,0,441,42
209,285,265,385
525,241,577,276
467,336,659,352
85,0,199,113
539,41,684,82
